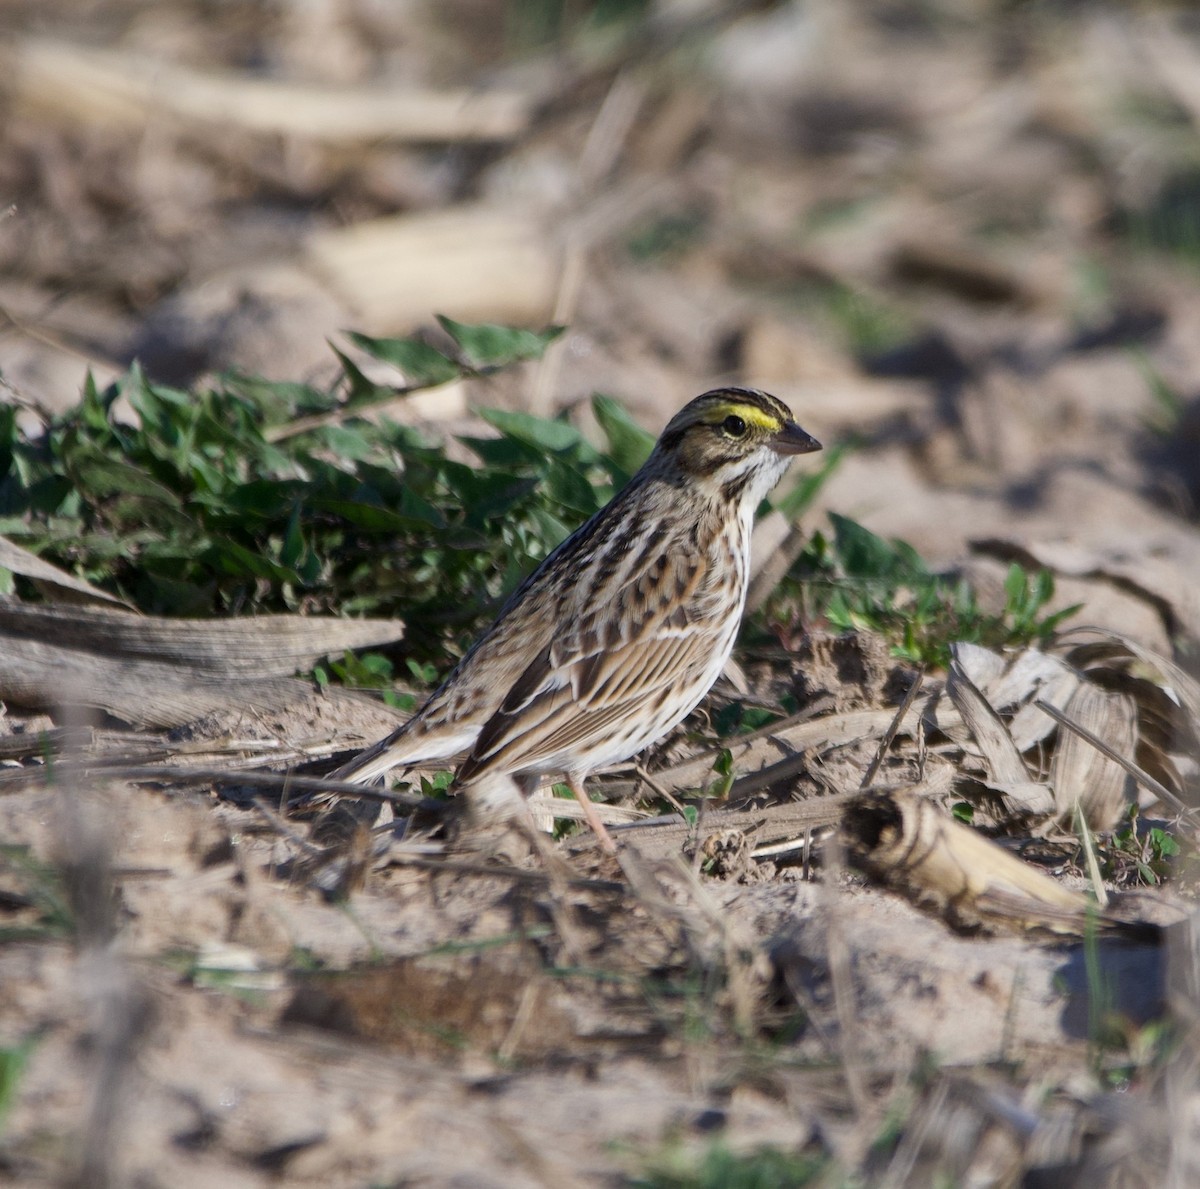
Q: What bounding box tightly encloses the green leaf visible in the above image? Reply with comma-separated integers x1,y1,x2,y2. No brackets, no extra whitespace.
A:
544,459,604,517
330,344,389,404
477,407,585,453
591,393,654,477
200,539,301,584
420,770,455,797
830,513,922,581
345,332,459,387
0,405,16,481
1033,567,1055,608
309,496,445,533
312,423,378,462
1004,562,1027,607
526,505,573,552
221,372,334,422
459,434,545,469
280,506,305,568
0,1035,37,1126
459,472,540,523
435,316,564,367
1150,828,1180,858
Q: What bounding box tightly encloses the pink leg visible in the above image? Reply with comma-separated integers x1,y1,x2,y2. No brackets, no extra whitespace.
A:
566,777,617,855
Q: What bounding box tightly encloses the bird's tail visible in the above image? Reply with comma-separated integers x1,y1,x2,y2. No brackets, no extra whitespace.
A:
328,720,476,785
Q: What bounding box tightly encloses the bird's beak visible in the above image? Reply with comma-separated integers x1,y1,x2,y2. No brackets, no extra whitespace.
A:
771,421,823,456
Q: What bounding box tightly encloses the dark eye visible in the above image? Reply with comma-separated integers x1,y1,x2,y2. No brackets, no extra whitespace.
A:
722,414,747,437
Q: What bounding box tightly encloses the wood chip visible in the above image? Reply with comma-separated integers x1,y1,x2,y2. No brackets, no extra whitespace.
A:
843,786,1093,935
0,599,405,726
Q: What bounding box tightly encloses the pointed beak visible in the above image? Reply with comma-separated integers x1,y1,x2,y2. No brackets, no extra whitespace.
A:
771,421,822,456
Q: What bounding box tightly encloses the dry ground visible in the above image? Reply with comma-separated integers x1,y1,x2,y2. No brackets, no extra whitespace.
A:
3,2,1200,1185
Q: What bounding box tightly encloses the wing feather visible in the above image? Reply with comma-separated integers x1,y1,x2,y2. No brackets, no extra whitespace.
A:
458,546,731,781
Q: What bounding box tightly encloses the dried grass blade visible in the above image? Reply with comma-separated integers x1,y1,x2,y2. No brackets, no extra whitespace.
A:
1049,682,1137,830
859,669,924,789
1073,803,1110,909
1063,627,1200,738
946,645,1032,795
994,649,1082,751
1034,698,1193,816
13,36,533,142
0,536,130,607
656,707,906,794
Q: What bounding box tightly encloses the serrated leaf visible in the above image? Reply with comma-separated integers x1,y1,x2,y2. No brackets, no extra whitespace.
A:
346,331,460,387
435,316,563,367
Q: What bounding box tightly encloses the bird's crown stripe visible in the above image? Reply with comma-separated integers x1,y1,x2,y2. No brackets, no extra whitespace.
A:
703,399,782,432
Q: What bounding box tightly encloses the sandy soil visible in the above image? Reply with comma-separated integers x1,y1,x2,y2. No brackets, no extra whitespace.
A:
3,2,1200,1185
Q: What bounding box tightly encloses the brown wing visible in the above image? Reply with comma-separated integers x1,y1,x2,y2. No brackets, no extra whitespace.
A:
457,550,725,781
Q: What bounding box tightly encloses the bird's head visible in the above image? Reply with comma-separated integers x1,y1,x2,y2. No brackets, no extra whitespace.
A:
652,387,822,506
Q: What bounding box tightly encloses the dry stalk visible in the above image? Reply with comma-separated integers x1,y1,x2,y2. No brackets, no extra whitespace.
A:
844,785,1091,934
50,724,149,1189
11,36,534,142
820,831,872,1120
859,669,925,790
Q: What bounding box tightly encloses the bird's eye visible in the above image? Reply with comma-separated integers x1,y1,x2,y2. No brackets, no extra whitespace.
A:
722,414,747,438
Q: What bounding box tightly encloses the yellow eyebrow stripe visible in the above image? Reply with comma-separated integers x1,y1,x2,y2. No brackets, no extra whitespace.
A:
707,401,781,432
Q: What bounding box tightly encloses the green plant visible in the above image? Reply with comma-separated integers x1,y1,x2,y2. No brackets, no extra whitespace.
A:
1116,167,1200,269
630,1140,827,1189
772,514,1079,668
1132,349,1188,436
1102,804,1181,887
0,1035,36,1131
781,278,914,359
0,845,75,942
0,320,635,674
313,651,414,710
627,208,709,263
419,770,455,798
504,0,652,53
